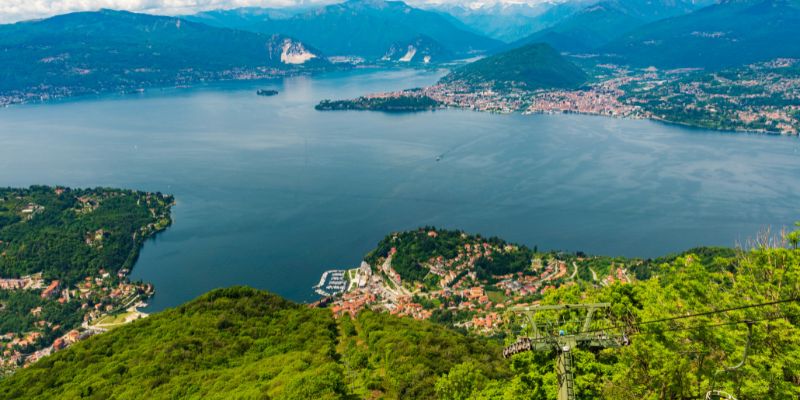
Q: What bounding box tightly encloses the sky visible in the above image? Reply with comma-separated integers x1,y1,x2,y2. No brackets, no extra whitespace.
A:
0,0,552,24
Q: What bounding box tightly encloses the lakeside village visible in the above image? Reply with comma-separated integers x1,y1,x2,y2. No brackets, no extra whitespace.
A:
314,229,633,334
0,67,298,107
0,272,151,372
355,58,800,135
0,187,173,375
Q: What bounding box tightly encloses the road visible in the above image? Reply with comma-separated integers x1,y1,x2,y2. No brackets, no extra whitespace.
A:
570,262,578,280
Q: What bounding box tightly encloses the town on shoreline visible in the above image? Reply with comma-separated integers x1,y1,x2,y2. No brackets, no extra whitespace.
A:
317,58,800,135
313,228,639,335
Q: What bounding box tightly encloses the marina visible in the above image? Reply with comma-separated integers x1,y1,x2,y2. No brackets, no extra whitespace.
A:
313,269,348,297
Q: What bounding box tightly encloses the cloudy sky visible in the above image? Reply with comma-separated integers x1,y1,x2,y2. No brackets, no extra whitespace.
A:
0,0,548,24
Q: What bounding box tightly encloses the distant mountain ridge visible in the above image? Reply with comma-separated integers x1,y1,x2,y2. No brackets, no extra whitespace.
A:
187,0,502,60
442,42,588,90
421,2,556,42
381,35,453,63
510,0,713,52
511,1,644,52
604,0,800,68
181,6,309,29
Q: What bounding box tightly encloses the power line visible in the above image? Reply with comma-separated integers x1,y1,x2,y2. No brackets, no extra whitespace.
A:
629,297,797,327
503,301,798,400
569,297,799,336
627,313,791,338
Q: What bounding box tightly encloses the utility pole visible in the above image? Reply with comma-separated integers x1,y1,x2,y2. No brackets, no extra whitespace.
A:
503,304,626,400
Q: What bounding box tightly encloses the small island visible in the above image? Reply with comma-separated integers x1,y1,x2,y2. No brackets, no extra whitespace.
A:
257,89,279,97
316,93,440,112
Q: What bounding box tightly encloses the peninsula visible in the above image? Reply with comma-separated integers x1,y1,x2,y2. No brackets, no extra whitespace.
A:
316,91,440,112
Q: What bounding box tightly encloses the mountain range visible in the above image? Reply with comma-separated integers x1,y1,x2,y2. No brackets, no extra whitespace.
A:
0,9,326,97
420,1,560,42
510,0,713,52
187,0,502,61
381,35,453,63
604,0,800,68
1,0,799,103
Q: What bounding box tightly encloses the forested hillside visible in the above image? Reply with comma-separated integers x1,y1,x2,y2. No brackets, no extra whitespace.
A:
442,43,587,90
2,226,799,399
0,287,509,399
0,186,173,374
0,186,172,283
462,243,800,399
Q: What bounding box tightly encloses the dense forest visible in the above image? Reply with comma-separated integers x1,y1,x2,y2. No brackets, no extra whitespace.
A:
440,42,587,90
0,186,173,362
0,287,509,399
456,242,800,399
0,186,173,284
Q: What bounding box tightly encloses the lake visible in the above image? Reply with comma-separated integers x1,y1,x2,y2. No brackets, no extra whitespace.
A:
1,68,799,311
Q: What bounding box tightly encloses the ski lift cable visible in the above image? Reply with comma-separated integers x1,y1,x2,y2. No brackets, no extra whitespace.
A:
627,313,788,337
579,297,799,335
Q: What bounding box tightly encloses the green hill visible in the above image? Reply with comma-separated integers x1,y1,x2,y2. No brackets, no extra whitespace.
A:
442,42,588,90
0,287,509,399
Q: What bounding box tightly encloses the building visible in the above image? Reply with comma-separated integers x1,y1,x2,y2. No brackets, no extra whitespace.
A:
41,280,60,299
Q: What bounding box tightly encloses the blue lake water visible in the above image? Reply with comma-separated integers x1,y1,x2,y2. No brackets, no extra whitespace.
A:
1,68,799,311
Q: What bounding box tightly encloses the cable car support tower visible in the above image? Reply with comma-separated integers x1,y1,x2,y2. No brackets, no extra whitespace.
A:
503,303,627,400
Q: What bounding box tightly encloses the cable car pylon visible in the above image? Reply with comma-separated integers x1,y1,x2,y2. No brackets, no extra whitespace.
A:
503,303,627,400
